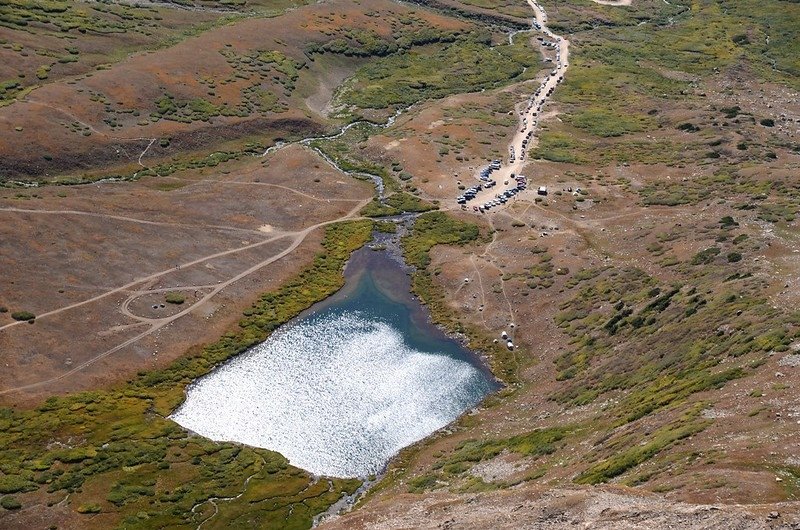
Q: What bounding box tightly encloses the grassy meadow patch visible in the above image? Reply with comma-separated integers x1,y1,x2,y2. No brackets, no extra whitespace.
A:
399,211,519,384
338,34,539,110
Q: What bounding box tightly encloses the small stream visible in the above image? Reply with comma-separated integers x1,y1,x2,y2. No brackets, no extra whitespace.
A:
261,106,407,200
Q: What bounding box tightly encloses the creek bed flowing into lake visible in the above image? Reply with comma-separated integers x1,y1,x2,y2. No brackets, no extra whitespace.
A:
171,243,496,478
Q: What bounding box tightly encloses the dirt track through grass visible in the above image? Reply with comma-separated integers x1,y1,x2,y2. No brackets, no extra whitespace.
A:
0,198,370,395
0,206,270,235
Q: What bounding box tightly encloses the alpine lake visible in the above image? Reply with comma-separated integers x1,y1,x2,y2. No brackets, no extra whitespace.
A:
172,227,497,478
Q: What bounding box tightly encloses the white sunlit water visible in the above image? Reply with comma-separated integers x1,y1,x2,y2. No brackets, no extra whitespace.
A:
171,310,491,478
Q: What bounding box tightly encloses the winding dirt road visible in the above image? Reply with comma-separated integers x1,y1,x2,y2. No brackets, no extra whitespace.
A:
0,207,271,236
445,0,572,335
0,198,370,395
458,0,632,210
446,0,631,339
455,0,570,210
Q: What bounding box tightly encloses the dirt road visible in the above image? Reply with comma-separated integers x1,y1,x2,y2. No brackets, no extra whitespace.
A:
591,0,632,5
452,0,570,210
0,198,370,395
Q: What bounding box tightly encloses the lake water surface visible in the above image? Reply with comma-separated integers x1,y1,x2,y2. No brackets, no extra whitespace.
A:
171,244,496,478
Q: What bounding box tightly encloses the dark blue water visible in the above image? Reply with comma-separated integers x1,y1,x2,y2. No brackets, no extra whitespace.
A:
309,245,497,378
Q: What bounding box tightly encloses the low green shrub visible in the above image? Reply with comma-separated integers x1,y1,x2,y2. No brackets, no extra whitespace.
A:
165,293,185,305
361,192,437,217
402,211,479,268
0,496,21,510
0,475,36,495
691,247,721,265
10,311,35,321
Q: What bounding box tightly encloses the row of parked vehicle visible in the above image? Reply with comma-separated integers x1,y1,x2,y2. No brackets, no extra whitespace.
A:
456,179,497,205
478,160,502,181
472,175,527,213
